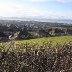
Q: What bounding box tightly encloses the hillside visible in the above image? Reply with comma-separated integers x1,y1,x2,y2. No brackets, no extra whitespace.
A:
17,36,72,46
0,20,72,42
0,36,72,72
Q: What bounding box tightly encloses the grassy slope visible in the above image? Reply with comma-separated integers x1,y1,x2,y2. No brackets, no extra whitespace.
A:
17,36,72,46
0,36,72,51
1,36,72,72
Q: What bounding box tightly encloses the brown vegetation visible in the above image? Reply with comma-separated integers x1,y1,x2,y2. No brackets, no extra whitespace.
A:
0,41,72,72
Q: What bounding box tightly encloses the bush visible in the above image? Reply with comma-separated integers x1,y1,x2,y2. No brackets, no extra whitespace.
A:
0,41,72,72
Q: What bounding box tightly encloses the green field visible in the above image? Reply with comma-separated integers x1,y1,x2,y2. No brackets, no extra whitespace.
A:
0,36,72,52
1,36,72,72
17,36,72,46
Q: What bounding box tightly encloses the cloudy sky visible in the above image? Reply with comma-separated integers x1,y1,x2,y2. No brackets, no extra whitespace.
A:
0,0,72,19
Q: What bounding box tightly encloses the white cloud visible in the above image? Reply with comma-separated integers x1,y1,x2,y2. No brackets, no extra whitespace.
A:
0,1,46,17
0,2,72,19
0,0,72,19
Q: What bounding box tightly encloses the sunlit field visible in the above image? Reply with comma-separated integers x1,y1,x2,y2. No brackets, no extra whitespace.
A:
0,36,72,52
17,36,72,46
0,36,72,72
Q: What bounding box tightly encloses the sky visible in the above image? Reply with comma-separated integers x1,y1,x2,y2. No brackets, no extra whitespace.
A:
0,0,72,19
